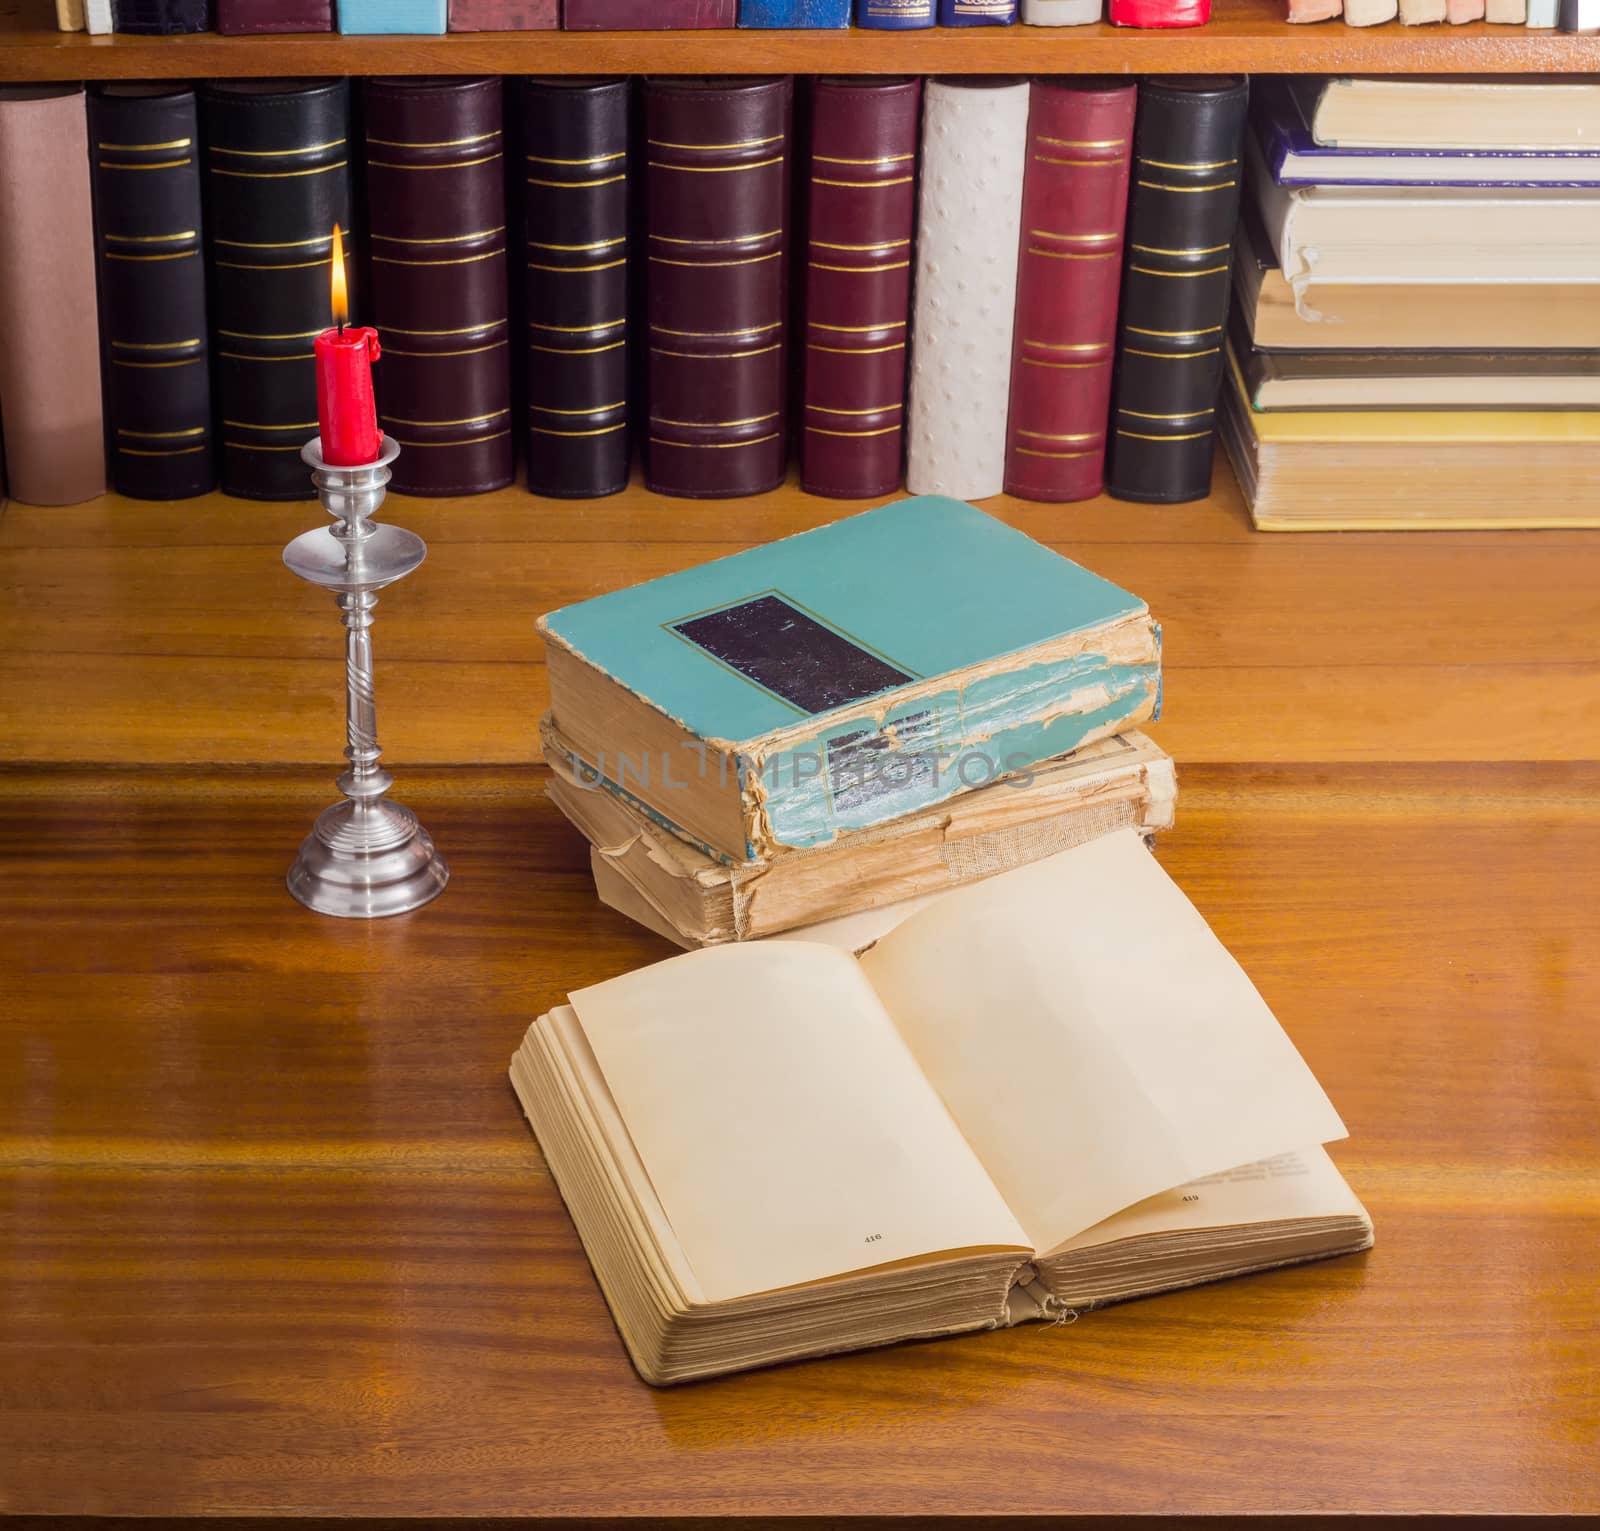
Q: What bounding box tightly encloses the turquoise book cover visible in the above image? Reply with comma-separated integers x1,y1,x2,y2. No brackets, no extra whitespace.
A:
540,497,1161,859
338,0,446,30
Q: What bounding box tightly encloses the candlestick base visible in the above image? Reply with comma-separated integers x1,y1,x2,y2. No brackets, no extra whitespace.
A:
287,798,449,919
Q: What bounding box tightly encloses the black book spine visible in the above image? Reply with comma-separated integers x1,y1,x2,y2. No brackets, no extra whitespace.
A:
89,86,214,501
202,80,353,501
1104,77,1247,506
113,0,214,30
520,77,631,500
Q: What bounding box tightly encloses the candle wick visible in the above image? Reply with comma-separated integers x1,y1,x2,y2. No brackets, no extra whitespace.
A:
338,319,345,339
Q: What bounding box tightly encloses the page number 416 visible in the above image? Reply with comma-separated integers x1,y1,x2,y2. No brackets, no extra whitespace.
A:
865,1233,883,1243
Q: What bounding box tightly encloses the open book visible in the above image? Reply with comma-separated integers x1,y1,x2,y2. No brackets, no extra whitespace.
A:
511,832,1372,1385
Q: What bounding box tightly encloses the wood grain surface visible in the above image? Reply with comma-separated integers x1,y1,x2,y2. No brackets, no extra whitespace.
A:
1,763,1596,1519
2,0,1598,79
5,464,1598,769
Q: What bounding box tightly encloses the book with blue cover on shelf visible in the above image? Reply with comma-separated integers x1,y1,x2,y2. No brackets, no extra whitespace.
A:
740,0,850,20
538,496,1162,864
856,0,935,24
338,0,446,30
1257,81,1600,187
938,0,1017,17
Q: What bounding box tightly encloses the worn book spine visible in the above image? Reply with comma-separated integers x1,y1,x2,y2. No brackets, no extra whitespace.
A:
800,77,920,500
364,78,513,497
856,0,935,24
645,77,792,500
740,0,851,20
1004,80,1135,504
1020,0,1102,20
938,0,1017,19
448,0,557,24
1288,0,1341,17
112,0,212,27
0,86,105,506
338,0,447,30
1107,0,1208,19
1485,0,1526,19
216,0,334,31
905,78,1030,500
57,0,87,28
1104,77,1246,505
1446,0,1484,18
564,0,735,23
203,79,353,501
86,0,114,29
89,86,214,501
1398,0,1445,20
1526,0,1557,23
1342,0,1397,23
521,77,630,499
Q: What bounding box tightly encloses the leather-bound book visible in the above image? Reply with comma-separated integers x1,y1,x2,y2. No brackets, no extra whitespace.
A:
1022,0,1102,20
448,0,557,25
857,0,934,22
522,78,630,500
203,80,353,501
1104,77,1247,506
644,77,792,500
0,85,104,506
363,78,513,497
89,85,214,501
216,0,334,32
112,0,213,29
800,77,920,501
1107,0,1208,21
741,0,850,21
905,78,1030,501
939,0,1017,19
56,0,86,29
565,0,735,24
1003,79,1135,504
338,0,446,31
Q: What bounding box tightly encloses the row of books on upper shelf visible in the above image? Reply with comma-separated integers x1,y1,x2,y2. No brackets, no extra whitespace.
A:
52,0,1223,33
1,74,1597,528
1290,0,1593,25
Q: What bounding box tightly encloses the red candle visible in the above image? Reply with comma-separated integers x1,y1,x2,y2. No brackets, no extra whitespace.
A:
314,223,383,466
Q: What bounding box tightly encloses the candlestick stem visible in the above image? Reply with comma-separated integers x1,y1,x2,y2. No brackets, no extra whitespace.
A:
282,436,448,918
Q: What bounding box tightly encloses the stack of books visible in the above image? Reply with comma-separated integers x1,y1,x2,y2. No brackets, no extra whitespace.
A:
538,495,1169,951
519,493,1375,1385
1225,77,1600,531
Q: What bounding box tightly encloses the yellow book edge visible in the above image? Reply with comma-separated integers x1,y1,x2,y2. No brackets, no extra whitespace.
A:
1225,347,1600,445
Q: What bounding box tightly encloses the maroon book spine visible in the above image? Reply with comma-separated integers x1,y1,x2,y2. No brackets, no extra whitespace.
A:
448,0,556,26
216,0,332,29
1004,80,1136,503
644,77,792,500
563,0,734,24
799,77,920,501
363,77,514,497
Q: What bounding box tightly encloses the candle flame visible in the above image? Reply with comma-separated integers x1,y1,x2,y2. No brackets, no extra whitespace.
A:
330,222,349,328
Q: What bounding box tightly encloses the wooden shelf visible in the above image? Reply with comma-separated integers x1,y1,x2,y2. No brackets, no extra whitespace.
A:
3,0,1597,80
4,457,1596,771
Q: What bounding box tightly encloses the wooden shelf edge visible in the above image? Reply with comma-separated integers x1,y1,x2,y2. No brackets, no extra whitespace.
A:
3,11,1597,80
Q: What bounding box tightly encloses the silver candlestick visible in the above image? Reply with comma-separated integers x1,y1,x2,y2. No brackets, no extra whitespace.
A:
282,435,449,918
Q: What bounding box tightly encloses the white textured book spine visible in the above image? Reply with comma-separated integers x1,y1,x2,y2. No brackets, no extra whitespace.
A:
1021,0,1103,20
1343,0,1399,20
55,0,86,28
905,79,1029,501
1526,0,1558,22
1486,0,1525,17
1397,0,1445,17
84,0,112,31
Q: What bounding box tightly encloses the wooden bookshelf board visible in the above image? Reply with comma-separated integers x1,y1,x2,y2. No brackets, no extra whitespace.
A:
2,0,1597,79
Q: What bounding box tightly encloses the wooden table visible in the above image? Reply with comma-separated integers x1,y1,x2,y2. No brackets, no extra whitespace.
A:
2,477,1597,1520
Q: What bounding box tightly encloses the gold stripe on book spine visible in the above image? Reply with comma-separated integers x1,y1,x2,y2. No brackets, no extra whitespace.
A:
368,131,499,149
647,157,784,174
367,153,504,172
210,138,346,156
527,174,625,189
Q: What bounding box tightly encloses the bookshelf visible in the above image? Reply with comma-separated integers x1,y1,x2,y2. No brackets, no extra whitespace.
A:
3,0,1599,78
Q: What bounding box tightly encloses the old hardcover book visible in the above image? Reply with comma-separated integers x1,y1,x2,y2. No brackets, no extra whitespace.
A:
1108,0,1208,20
800,76,920,501
1397,0,1445,19
449,0,556,23
1293,77,1600,148
1486,0,1526,18
521,77,630,499
512,831,1372,1385
86,0,112,30
538,496,1161,862
740,0,850,21
112,0,212,27
546,714,1176,944
203,79,353,501
364,78,513,497
939,0,1017,19
1104,76,1246,505
89,85,214,501
216,0,334,30
1233,209,1600,351
338,0,446,29
1004,79,1136,504
1288,0,1341,18
565,0,735,23
1342,0,1397,22
905,79,1030,500
0,85,105,506
644,77,792,500
857,0,934,20
1220,348,1600,531
56,0,86,27
1527,0,1558,23
1020,0,1102,19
